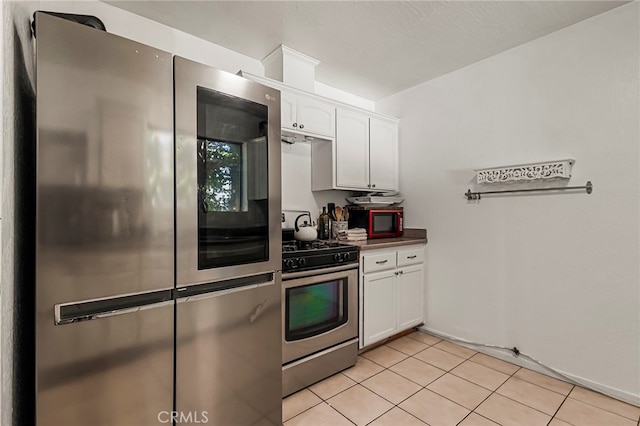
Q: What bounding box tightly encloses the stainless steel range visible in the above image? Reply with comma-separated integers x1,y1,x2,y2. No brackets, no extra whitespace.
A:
281,237,359,396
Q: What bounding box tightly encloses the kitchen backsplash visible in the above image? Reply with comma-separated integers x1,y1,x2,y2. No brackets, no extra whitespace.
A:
281,141,354,227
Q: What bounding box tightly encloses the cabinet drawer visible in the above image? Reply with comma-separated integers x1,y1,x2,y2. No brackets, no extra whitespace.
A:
397,247,424,266
363,252,396,273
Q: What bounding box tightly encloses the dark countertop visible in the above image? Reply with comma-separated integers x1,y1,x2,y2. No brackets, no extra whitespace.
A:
337,228,427,251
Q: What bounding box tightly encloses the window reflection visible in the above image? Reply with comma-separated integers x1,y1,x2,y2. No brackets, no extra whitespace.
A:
198,140,243,213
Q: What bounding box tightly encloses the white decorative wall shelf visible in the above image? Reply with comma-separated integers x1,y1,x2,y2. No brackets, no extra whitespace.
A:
475,159,574,184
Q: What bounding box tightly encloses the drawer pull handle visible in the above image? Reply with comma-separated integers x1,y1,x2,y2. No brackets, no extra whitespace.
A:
407,255,417,259
375,260,388,264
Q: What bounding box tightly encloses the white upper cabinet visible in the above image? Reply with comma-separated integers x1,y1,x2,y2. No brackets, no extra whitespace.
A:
237,71,399,192
281,92,297,130
331,109,399,191
282,92,335,138
369,117,398,192
335,109,370,189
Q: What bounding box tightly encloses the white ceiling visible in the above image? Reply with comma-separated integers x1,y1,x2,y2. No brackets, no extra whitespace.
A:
105,1,627,101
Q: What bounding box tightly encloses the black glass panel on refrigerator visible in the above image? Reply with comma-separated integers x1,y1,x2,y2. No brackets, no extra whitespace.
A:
285,279,347,341
197,86,269,269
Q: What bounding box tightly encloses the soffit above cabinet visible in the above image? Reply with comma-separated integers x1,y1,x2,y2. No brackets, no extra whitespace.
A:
239,71,399,124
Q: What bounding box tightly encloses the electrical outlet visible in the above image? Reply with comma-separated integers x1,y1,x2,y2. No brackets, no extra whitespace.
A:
281,213,285,223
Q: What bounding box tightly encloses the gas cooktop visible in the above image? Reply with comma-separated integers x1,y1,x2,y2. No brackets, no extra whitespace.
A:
283,240,346,252
281,239,358,273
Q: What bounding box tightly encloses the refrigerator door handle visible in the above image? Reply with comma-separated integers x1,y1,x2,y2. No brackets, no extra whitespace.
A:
175,279,277,304
176,284,262,304
175,272,275,302
55,290,173,325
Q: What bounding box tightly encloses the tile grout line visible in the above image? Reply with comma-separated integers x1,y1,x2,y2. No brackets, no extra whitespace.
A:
387,354,487,422
367,339,505,419
508,362,584,421
326,403,358,426
291,386,357,426
370,336,575,423
308,376,358,402
460,357,525,425
326,365,423,426
283,390,325,424
564,386,640,422
360,361,446,426
289,333,639,425
562,395,640,423
431,342,478,360
447,360,509,393
491,386,569,421
421,331,640,420
342,335,444,424
319,332,640,426
547,384,576,426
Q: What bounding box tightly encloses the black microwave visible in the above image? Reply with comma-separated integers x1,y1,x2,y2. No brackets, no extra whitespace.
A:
347,207,403,239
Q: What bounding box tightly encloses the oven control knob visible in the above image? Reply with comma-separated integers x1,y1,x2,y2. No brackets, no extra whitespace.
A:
284,259,295,269
333,253,341,262
341,252,350,261
297,258,306,267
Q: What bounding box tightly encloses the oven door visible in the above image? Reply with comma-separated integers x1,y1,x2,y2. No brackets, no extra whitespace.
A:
282,265,358,364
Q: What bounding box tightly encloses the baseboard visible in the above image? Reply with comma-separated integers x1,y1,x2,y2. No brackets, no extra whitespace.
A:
419,326,640,408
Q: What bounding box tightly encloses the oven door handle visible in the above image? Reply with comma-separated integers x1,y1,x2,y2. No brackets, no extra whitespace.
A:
282,263,358,280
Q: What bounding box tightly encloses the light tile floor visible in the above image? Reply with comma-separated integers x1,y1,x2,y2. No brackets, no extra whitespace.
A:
283,332,640,426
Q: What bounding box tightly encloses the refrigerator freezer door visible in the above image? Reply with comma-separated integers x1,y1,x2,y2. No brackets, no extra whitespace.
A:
37,301,174,426
176,274,282,425
34,12,174,425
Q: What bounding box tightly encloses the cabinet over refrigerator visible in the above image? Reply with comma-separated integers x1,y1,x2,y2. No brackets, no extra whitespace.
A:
33,12,282,426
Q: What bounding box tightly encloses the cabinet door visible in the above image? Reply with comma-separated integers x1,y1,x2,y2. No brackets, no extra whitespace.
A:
281,92,297,130
296,97,335,137
336,109,370,189
397,264,424,331
362,270,396,347
369,118,398,191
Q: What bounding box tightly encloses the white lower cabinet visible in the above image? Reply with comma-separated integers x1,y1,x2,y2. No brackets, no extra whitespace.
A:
396,264,424,330
360,245,425,348
362,270,396,346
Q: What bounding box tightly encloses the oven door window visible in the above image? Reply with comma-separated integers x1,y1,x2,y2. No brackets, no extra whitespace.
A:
197,86,269,269
285,279,347,341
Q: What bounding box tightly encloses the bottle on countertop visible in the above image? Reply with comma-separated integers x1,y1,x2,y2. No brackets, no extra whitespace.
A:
318,207,330,240
327,203,335,233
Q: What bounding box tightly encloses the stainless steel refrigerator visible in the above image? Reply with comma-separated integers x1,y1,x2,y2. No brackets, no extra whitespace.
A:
34,12,282,425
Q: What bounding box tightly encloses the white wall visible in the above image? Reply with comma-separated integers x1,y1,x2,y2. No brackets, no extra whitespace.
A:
1,4,5,423
377,2,639,405
281,140,353,227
